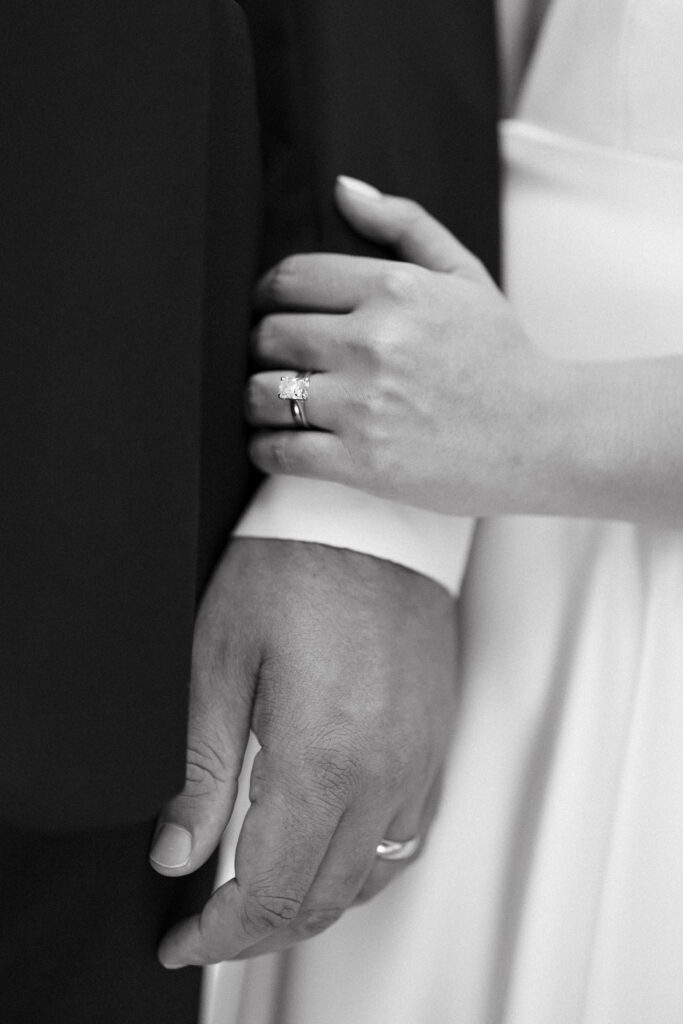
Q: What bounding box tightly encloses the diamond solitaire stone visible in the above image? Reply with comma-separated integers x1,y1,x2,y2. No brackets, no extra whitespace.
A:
278,375,310,401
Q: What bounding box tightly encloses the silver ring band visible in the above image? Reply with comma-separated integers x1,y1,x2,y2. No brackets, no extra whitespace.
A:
375,836,420,861
290,398,309,429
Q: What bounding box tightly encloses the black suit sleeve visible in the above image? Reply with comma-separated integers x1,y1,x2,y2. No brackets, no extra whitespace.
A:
242,0,500,275
0,1,260,830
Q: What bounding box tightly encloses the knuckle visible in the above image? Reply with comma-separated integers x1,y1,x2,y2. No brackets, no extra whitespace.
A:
184,738,230,797
342,368,393,452
345,325,369,362
378,265,419,302
306,741,364,803
394,199,428,241
353,311,408,370
242,891,303,933
372,363,404,408
365,320,397,358
399,197,425,226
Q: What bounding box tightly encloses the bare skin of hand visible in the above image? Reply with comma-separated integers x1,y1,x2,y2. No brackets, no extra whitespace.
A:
246,178,683,527
149,538,457,966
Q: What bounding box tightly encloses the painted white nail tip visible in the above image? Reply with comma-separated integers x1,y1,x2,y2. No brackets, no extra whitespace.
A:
336,175,382,199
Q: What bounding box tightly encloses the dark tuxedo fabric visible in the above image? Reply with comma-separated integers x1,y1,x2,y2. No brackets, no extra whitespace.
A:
1,0,499,1019
1,0,261,832
0,818,214,1023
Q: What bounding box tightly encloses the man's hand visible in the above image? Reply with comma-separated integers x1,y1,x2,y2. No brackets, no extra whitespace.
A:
149,538,457,966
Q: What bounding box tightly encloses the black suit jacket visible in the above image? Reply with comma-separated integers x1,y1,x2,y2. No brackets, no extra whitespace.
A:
0,0,499,830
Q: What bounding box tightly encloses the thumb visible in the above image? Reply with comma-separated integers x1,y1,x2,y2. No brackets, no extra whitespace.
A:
334,175,481,275
149,643,254,877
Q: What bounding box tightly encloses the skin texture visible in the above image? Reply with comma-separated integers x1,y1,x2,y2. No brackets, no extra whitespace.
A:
149,538,457,966
246,179,683,528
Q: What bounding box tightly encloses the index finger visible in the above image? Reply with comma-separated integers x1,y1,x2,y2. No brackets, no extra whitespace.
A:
254,252,396,313
157,748,344,966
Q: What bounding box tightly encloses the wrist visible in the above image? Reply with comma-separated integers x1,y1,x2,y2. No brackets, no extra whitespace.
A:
495,349,574,515
513,355,609,517
521,357,660,521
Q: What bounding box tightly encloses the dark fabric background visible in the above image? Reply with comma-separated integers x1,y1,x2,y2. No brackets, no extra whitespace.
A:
0,0,259,830
0,817,209,1022
244,0,500,275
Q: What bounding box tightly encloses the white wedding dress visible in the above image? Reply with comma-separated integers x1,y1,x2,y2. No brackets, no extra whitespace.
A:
205,1,683,1020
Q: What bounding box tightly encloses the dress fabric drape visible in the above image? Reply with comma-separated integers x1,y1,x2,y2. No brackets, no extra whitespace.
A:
205,2,683,1020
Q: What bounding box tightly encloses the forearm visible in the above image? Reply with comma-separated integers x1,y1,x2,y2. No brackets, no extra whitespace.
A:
521,354,683,526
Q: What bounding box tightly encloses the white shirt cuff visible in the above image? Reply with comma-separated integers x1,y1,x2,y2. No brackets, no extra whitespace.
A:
232,476,475,597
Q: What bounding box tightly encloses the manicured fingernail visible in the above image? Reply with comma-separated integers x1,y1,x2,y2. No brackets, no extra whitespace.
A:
163,963,188,971
336,175,382,199
150,824,192,869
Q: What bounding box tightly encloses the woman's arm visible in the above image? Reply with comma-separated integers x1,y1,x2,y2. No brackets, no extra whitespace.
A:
512,356,683,527
245,180,683,528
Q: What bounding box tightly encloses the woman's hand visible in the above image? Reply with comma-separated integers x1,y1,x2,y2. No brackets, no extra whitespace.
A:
246,178,683,526
245,176,556,515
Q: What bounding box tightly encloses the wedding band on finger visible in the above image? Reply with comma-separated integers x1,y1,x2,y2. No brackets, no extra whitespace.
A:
375,836,421,861
279,372,312,430
290,399,309,428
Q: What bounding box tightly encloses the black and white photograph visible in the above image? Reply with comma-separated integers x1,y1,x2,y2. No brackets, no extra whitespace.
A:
2,1,682,1021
